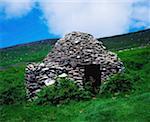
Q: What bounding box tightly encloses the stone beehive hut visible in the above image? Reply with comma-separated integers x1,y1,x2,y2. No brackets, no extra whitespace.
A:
25,32,124,99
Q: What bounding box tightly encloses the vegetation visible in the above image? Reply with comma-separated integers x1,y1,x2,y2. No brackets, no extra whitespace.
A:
100,29,150,50
0,45,149,121
35,78,92,105
100,73,134,96
0,30,150,121
0,43,52,66
0,65,26,105
35,73,135,105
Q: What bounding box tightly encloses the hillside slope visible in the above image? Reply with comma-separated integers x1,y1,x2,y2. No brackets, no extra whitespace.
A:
0,46,150,122
100,29,150,50
0,29,150,67
0,29,150,121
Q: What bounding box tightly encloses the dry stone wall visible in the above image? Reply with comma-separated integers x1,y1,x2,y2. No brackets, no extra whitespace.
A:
25,32,124,99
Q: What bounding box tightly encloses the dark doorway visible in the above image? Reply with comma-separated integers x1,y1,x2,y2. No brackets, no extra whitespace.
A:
84,64,101,94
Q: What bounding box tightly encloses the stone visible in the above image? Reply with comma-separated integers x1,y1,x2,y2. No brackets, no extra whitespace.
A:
25,31,124,99
77,55,80,59
75,40,80,44
42,67,49,71
44,79,55,86
39,63,45,67
58,73,68,78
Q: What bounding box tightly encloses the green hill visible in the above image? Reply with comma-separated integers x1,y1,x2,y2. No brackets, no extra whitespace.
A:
0,30,150,122
100,29,150,50
0,29,149,67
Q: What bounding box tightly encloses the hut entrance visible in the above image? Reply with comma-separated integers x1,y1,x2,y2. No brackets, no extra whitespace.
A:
84,64,101,94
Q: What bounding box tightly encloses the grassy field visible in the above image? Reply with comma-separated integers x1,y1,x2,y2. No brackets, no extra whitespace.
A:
0,45,150,121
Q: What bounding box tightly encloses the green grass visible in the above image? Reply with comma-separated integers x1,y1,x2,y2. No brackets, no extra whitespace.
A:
0,46,150,122
1,93,150,122
0,44,52,66
117,46,150,94
100,29,150,50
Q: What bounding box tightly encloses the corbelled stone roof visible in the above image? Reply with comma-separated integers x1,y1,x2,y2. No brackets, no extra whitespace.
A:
25,31,124,99
44,32,111,66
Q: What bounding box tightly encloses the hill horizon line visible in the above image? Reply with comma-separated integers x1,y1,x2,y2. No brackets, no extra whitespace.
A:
1,29,150,50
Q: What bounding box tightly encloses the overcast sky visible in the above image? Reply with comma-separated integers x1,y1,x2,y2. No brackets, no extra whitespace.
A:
0,0,150,48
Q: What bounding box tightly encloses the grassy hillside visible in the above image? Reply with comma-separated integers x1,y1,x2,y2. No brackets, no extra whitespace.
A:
100,29,150,50
0,30,150,121
0,40,54,67
0,29,149,67
0,46,150,121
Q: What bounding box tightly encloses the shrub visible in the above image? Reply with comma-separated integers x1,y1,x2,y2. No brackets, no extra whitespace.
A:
0,85,26,105
100,73,133,96
34,78,92,105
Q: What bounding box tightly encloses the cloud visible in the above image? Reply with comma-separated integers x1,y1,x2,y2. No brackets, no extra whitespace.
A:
0,0,149,37
38,0,150,37
131,0,150,29
0,0,35,18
